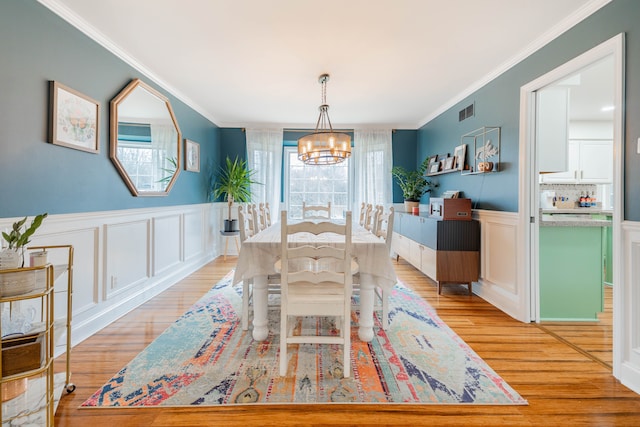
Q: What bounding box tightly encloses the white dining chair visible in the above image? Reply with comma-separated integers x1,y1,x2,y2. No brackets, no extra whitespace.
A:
363,204,374,231
279,210,355,378
251,203,264,233
238,205,280,331
358,202,366,227
353,206,395,330
302,201,331,220
262,202,272,227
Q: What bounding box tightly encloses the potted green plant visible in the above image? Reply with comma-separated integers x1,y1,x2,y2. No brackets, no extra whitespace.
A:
391,157,436,212
212,156,259,232
1,213,48,269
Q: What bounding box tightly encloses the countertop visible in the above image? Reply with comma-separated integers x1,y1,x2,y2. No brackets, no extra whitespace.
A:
540,208,612,227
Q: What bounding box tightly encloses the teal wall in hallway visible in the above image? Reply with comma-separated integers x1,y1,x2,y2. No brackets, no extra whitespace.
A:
417,0,640,217
0,0,220,218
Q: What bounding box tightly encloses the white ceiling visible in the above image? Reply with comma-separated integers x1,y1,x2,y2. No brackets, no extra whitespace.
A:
40,0,608,129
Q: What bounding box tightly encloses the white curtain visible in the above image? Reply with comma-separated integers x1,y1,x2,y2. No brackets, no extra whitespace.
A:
246,128,283,221
353,129,393,210
150,121,178,191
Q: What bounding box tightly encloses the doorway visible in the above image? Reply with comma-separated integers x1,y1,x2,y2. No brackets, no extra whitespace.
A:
520,34,624,372
536,55,615,367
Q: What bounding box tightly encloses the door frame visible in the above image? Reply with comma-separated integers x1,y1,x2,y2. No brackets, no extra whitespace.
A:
518,34,625,373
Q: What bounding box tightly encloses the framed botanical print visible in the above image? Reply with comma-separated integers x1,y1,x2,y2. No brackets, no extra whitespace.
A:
49,81,100,153
185,139,200,172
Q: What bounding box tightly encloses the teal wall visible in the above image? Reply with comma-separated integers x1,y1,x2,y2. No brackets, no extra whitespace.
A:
4,1,639,219
0,0,220,218
417,0,640,217
391,130,418,203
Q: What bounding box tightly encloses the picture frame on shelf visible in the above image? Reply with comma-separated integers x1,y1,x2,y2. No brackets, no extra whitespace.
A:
453,144,467,171
428,156,440,174
185,139,200,172
48,81,100,154
444,156,455,171
439,157,447,171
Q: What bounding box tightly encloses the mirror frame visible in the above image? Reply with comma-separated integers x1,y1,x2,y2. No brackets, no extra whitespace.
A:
110,78,182,196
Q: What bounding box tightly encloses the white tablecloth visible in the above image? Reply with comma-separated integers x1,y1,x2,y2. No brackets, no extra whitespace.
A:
232,222,397,290
232,221,397,342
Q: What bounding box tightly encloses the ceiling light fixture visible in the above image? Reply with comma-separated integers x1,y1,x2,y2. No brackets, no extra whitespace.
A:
298,74,351,165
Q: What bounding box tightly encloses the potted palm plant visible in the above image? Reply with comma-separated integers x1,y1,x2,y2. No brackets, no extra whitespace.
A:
391,157,436,212
212,156,259,232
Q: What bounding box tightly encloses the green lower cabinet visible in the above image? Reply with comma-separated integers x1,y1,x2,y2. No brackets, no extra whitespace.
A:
539,226,604,321
604,223,613,285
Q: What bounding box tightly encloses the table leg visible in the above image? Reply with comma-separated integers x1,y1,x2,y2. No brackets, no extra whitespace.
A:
252,275,269,341
358,280,375,342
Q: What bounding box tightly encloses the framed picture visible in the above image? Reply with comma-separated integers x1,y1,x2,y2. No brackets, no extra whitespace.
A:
49,81,99,153
428,157,440,174
185,139,200,172
444,156,455,171
453,144,467,171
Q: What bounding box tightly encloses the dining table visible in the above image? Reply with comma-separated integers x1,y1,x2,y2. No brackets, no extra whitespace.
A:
232,219,397,342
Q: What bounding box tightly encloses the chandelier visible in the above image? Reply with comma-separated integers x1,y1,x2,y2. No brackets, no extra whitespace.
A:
298,74,352,165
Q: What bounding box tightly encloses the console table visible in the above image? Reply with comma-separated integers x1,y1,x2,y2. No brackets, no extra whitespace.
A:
392,212,480,294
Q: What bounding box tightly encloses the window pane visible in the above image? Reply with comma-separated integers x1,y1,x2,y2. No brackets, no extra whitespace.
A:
284,147,351,220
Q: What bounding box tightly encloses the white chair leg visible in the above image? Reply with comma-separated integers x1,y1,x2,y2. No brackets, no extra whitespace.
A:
279,312,288,376
343,312,351,378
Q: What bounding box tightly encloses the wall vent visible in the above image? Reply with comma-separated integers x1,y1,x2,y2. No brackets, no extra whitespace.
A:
458,103,475,121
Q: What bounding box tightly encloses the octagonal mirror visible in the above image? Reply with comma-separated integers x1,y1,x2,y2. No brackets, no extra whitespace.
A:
110,78,181,196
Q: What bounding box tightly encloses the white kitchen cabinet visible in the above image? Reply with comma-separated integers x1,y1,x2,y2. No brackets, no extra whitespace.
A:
537,87,570,173
541,140,612,184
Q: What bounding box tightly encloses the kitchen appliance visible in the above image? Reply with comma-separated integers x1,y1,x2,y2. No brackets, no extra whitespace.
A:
540,190,556,209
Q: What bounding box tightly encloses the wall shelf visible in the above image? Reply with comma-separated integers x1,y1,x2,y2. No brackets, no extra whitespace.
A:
460,126,501,175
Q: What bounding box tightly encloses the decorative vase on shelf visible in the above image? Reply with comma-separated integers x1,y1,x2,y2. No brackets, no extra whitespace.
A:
478,161,494,172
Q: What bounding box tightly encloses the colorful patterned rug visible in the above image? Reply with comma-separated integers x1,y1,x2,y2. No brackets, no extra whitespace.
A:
81,272,526,406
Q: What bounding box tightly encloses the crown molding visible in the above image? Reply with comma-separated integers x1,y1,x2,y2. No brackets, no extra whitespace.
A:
416,0,613,129
37,0,221,126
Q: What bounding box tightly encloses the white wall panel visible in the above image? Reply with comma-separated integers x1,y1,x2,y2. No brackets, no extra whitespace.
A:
0,203,219,354
184,209,204,261
153,214,181,276
621,222,640,394
474,210,525,321
105,220,149,298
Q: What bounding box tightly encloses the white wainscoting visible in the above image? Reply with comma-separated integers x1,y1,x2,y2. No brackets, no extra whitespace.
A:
473,210,527,322
620,220,640,394
0,203,230,356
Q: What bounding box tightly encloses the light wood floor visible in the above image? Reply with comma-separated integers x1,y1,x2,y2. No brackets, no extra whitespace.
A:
539,285,613,369
54,257,640,426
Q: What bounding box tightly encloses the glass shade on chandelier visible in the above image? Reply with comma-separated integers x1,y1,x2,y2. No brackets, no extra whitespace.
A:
298,74,351,165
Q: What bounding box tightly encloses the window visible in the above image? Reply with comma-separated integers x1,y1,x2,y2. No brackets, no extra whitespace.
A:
283,147,352,219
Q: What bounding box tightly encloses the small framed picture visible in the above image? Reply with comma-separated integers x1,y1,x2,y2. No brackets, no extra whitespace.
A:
444,156,455,170
429,160,440,174
453,144,467,171
49,81,100,153
185,139,200,172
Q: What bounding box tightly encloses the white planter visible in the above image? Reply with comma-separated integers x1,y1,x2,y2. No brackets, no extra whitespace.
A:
0,248,22,270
